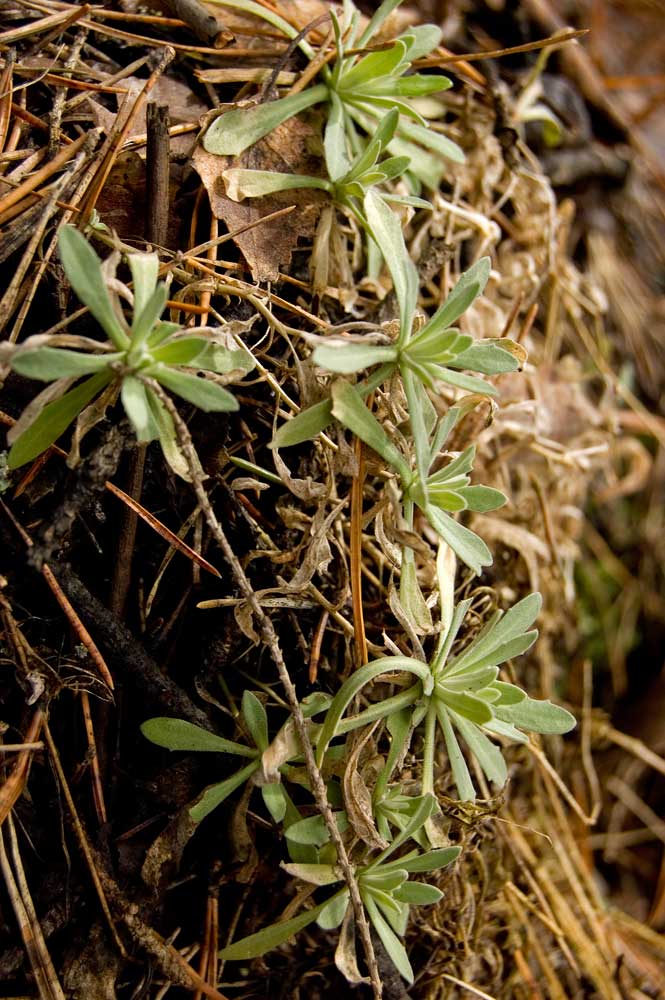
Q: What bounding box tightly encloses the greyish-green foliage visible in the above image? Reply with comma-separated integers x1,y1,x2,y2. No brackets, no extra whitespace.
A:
204,0,462,189
3,0,578,980
5,226,254,476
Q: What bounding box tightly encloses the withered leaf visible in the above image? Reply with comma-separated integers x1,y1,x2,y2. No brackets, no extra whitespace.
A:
192,111,327,282
342,723,388,851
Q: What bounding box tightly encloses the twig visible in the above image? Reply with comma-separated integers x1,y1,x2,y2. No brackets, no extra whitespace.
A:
142,378,383,999
0,817,66,1000
0,709,43,826
163,0,234,48
146,101,170,248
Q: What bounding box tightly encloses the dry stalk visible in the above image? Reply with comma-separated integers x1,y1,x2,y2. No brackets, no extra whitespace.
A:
143,377,383,999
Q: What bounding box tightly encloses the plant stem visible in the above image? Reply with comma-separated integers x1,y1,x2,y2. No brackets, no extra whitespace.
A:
143,379,383,999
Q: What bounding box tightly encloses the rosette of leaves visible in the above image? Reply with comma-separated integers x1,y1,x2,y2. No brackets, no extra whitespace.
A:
271,190,522,450
203,0,461,190
142,691,331,825
329,386,505,573
219,793,460,984
221,108,430,224
315,593,576,801
5,227,253,477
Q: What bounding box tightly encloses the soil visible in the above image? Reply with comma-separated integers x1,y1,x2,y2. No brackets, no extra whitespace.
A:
1,1,664,998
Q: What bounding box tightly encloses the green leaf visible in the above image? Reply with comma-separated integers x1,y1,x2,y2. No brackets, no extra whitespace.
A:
58,226,129,348
242,691,269,751
427,444,476,484
393,882,443,905
190,759,261,823
262,783,287,823
219,895,337,960
151,367,238,411
285,812,348,846
312,342,397,375
425,505,493,575
364,894,414,984
146,388,190,481
151,337,209,367
316,891,349,930
363,189,418,342
456,485,507,513
324,90,351,182
395,117,465,165
491,681,527,706
391,847,461,873
128,252,158,318
357,0,403,46
140,718,257,757
449,594,542,674
223,168,329,201
420,257,491,340
11,347,118,381
270,399,333,448
436,703,475,801
427,488,467,512
7,371,112,469
203,85,327,157
316,658,433,767
438,689,493,725
130,282,168,349
497,698,576,735
398,24,443,61
399,552,433,634
195,343,255,375
339,40,408,92
452,340,520,375
372,794,438,866
147,321,182,348
390,74,452,97
361,869,407,893
331,380,409,479
451,713,507,786
402,367,430,487
457,632,539,674
121,375,157,442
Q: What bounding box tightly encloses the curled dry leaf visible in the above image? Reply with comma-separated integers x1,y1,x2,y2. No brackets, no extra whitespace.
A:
192,113,327,282
342,723,388,851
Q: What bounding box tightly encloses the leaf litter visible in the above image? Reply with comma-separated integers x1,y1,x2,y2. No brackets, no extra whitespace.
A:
1,0,665,997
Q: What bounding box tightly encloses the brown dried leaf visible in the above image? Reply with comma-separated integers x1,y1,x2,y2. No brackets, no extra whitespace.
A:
335,908,368,985
192,112,326,282
287,500,345,590
342,723,388,851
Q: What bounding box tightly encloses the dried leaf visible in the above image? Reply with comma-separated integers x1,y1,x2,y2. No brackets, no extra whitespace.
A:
342,723,389,851
192,113,326,282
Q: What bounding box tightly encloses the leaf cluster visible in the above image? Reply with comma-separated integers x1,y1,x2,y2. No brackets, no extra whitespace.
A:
5,227,253,476
204,0,462,190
